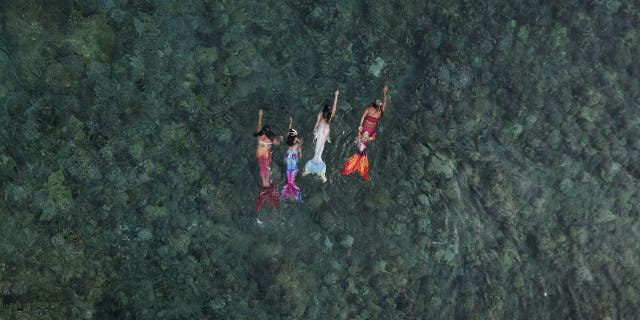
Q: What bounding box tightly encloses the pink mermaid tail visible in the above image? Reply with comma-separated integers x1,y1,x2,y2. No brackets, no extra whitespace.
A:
281,170,303,202
256,185,279,211
281,151,303,202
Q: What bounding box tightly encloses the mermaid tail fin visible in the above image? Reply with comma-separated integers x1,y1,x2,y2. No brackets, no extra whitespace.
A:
256,185,279,211
282,169,302,202
303,159,327,182
357,153,369,180
341,152,360,176
341,152,369,181
281,183,303,202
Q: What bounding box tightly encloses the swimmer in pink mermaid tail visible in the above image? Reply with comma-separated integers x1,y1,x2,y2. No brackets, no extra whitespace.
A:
281,117,303,203
254,109,283,211
342,85,388,181
303,90,339,183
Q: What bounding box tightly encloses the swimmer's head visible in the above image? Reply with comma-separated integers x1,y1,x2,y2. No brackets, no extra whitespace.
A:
322,104,332,121
369,99,383,111
286,128,298,146
255,125,276,140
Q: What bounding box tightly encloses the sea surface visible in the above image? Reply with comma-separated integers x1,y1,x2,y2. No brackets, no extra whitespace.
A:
1,1,639,319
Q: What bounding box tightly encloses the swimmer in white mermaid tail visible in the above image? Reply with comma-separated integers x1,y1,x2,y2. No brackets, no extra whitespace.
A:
303,90,339,182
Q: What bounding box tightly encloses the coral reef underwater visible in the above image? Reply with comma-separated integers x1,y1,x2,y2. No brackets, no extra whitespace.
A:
1,0,640,319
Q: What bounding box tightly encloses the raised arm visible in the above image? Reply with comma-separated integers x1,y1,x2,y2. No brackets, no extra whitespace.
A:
314,112,322,130
329,90,339,122
256,109,263,133
288,116,293,130
381,85,388,113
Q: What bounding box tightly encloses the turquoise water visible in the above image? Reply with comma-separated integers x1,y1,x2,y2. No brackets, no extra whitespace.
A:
1,1,640,319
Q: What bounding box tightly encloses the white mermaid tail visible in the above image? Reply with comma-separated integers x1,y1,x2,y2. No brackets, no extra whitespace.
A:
303,123,330,182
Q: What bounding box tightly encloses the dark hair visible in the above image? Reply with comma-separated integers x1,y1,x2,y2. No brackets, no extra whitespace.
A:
254,125,276,141
369,101,383,113
322,104,332,121
286,129,298,146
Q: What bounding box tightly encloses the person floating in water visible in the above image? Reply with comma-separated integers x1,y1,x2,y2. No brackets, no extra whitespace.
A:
254,109,283,211
281,117,303,202
303,90,339,183
341,85,388,181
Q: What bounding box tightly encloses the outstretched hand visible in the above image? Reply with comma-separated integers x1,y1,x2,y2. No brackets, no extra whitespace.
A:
259,109,263,117
335,90,339,96
383,85,388,94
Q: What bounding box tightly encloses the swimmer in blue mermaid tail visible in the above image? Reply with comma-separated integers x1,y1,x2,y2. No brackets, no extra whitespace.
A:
303,90,339,183
282,117,303,202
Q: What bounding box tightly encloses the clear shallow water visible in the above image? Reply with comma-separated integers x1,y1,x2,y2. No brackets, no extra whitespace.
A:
1,1,640,319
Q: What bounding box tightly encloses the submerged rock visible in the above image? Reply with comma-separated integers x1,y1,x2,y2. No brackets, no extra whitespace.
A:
46,171,73,210
416,194,430,207
373,259,387,273
268,264,317,317
340,235,354,248
517,24,530,42
324,236,333,249
169,233,191,254
427,153,455,179
416,143,431,157
368,57,385,77
254,242,283,260
66,15,117,62
137,228,153,241
209,299,225,310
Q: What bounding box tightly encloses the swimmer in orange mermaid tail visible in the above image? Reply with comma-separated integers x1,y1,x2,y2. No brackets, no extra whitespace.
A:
341,85,388,181
254,109,283,211
281,117,303,203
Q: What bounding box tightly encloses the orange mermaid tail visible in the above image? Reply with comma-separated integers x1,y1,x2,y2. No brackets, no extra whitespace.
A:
341,152,369,181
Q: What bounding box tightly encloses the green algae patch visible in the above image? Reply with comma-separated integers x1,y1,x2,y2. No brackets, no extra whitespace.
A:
47,170,73,210
66,15,117,62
